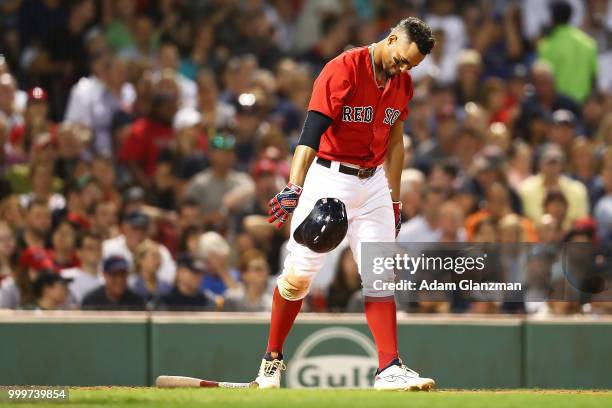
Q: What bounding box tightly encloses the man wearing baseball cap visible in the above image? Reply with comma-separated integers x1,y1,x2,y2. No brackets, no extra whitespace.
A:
156,253,212,311
185,132,255,229
82,255,145,310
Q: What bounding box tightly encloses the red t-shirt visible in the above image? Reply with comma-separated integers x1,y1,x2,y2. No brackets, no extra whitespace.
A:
308,46,413,168
120,118,174,176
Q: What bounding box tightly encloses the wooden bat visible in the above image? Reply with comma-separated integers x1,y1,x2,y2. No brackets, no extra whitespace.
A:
155,375,258,389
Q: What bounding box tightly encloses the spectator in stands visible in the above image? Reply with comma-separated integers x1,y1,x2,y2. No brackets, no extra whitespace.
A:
473,4,525,80
196,231,240,296
0,247,55,309
152,107,207,209
32,271,72,310
594,150,612,242
536,213,563,244
92,200,119,240
519,144,588,227
82,255,145,311
437,201,466,242
158,41,197,109
569,138,598,202
326,247,361,312
16,198,52,250
398,187,445,242
581,92,606,139
466,182,537,242
32,0,97,118
232,93,267,168
224,249,273,312
485,123,512,155
0,116,12,175
91,156,121,204
61,232,102,305
0,220,16,282
53,122,90,181
399,169,425,222
50,219,79,270
197,69,235,134
543,190,570,231
180,21,219,81
0,73,22,128
104,0,140,54
120,70,178,186
507,141,533,191
515,61,581,141
463,148,523,214
549,109,578,155
156,253,212,311
538,1,598,103
471,217,498,242
426,0,467,84
454,49,482,106
129,239,171,309
20,159,65,212
7,87,54,163
102,210,176,283
0,195,25,232
186,133,254,231
63,176,101,231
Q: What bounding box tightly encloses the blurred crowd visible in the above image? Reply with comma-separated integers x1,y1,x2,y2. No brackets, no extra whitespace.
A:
0,0,611,315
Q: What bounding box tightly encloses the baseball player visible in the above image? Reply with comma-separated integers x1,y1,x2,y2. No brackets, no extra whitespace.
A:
256,17,436,391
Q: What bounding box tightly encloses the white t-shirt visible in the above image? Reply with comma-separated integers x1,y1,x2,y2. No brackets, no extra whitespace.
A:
61,267,103,304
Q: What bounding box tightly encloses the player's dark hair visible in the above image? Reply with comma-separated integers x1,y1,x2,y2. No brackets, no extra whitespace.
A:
394,17,435,55
551,1,572,26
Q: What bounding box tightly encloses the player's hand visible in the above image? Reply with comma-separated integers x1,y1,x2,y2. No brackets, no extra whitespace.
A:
268,182,303,229
393,202,402,237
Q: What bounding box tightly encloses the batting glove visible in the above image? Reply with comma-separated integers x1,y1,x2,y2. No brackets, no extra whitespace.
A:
393,201,402,237
268,182,303,229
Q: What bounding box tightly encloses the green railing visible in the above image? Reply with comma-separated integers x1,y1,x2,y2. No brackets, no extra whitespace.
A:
1,312,611,389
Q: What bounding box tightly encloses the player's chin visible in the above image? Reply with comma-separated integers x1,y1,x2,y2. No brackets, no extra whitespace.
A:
385,69,398,77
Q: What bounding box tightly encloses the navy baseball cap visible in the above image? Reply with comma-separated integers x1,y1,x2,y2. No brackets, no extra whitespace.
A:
103,255,129,274
123,210,150,228
176,253,206,274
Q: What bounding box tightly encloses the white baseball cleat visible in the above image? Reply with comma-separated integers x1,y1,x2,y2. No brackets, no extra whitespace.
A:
254,354,286,389
374,359,435,391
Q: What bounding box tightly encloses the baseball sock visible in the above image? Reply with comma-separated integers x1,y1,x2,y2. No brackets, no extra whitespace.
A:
266,287,303,355
365,298,399,369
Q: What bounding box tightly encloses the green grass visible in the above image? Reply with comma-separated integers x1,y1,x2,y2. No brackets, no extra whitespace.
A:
4,388,612,408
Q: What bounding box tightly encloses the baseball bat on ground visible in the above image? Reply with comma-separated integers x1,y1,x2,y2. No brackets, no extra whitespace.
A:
155,375,258,389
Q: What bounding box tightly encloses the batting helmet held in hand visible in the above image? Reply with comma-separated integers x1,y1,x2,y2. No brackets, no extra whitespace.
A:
293,198,348,253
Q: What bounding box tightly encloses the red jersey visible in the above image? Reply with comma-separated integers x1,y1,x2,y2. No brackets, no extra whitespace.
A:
120,118,174,176
308,46,413,168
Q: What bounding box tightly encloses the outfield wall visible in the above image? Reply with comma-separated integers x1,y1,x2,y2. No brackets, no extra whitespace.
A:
0,311,611,389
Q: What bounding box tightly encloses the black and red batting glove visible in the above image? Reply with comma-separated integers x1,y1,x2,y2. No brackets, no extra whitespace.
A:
393,201,402,237
268,182,303,229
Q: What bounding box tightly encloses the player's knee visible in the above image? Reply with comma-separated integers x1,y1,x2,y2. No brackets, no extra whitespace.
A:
277,271,312,301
